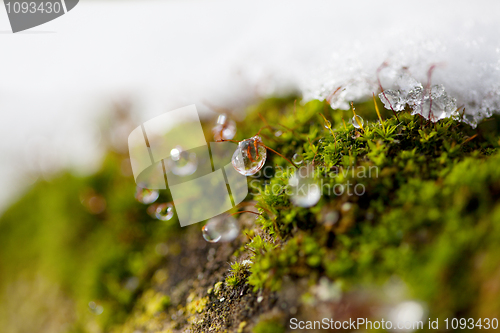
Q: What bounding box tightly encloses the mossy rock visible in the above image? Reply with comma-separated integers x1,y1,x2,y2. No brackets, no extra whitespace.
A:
1,96,500,332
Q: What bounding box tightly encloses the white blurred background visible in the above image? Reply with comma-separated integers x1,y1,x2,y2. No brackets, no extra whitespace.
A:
0,0,499,211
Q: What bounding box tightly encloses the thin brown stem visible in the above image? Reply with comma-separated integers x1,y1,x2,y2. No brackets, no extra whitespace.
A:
462,133,478,145
217,138,240,143
258,113,270,127
277,123,301,138
425,64,437,122
376,62,400,121
230,210,262,217
264,145,298,169
326,86,342,104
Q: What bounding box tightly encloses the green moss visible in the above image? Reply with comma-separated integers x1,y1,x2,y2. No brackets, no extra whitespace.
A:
236,96,500,320
252,318,285,333
2,95,500,332
142,290,171,316
225,261,250,287
213,281,224,295
0,153,183,331
185,296,208,315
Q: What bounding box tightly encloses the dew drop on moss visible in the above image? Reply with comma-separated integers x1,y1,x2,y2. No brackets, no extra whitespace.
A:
292,153,304,165
168,146,198,176
202,214,239,243
352,115,364,129
289,164,321,208
212,114,237,141
155,203,174,221
231,135,267,176
341,202,352,212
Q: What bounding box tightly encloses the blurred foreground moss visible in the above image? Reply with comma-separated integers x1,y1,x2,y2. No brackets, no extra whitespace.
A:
1,96,500,332
0,152,183,331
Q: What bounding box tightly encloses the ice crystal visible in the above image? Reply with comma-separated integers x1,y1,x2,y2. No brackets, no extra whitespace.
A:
378,73,458,123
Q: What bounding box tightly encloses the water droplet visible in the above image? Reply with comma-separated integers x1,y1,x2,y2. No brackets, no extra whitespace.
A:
322,209,339,227
341,202,352,212
81,191,106,214
155,202,174,221
170,147,181,161
324,120,331,129
155,242,169,256
168,146,198,176
202,214,239,243
351,115,364,129
124,277,139,291
274,130,283,137
213,114,237,141
88,301,104,315
216,114,227,125
289,164,321,207
135,186,159,204
292,153,304,165
232,135,267,176
388,301,426,333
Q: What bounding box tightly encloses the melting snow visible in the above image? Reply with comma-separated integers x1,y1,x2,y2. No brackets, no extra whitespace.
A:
303,23,500,128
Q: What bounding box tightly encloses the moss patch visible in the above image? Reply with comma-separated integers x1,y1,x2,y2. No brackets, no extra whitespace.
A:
1,96,500,332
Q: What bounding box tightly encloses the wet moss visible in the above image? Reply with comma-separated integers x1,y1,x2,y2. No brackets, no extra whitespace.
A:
1,96,500,332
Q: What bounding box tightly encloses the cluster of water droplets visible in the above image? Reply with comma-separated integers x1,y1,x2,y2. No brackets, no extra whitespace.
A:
154,202,174,221
232,135,267,176
379,72,458,122
88,301,104,315
212,114,237,141
135,186,176,221
288,164,321,208
202,214,240,243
